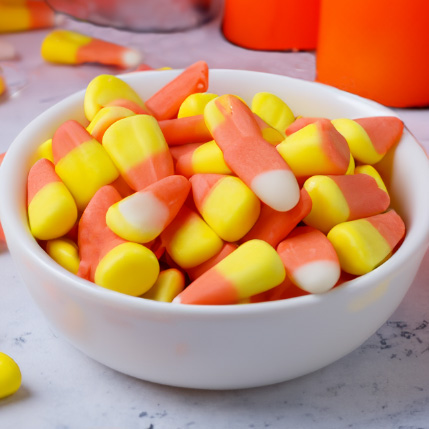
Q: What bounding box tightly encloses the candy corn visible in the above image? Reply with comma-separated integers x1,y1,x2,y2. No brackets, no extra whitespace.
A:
41,30,143,69
303,173,390,233
102,114,174,191
106,175,191,243
84,74,150,122
327,210,406,275
146,61,209,120
253,114,286,145
142,268,185,302
52,120,119,212
46,238,80,275
190,173,261,242
170,141,232,178
32,138,54,164
0,0,56,33
78,186,160,296
277,119,351,183
354,164,388,192
86,105,136,142
277,226,341,294
332,116,404,164
204,94,300,211
186,242,238,281
27,158,78,240
173,239,286,305
0,352,21,399
178,92,218,118
158,114,213,146
251,91,295,135
161,205,224,269
241,188,312,247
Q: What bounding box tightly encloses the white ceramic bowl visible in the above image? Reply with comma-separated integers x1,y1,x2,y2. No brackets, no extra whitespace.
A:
1,70,428,390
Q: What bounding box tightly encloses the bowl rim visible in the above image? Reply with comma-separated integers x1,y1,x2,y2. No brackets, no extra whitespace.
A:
1,68,429,317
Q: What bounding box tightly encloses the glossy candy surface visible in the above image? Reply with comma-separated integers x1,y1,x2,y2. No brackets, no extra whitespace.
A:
0,352,21,399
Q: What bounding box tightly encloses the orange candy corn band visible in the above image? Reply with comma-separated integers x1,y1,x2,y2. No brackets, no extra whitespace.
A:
0,1,56,33
186,242,238,281
354,117,404,155
52,120,93,162
77,185,124,281
27,158,61,205
76,39,138,69
366,210,406,250
240,188,312,247
123,150,175,192
317,120,350,173
178,268,238,305
159,115,212,146
146,61,209,121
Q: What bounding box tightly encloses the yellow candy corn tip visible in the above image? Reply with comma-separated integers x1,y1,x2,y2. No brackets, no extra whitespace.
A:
46,238,80,275
303,175,350,234
54,140,119,212
32,139,54,164
28,182,78,241
166,213,224,269
41,30,91,64
192,141,232,175
94,242,160,296
327,220,391,275
84,74,146,122
217,239,286,298
142,269,185,302
86,106,136,138
332,118,382,164
201,176,260,242
251,92,295,132
178,93,218,118
0,352,21,399
102,114,168,174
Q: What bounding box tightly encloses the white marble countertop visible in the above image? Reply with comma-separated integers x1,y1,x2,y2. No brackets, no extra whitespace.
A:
1,13,429,429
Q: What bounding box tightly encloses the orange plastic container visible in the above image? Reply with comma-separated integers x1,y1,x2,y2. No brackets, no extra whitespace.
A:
316,0,429,107
222,0,320,51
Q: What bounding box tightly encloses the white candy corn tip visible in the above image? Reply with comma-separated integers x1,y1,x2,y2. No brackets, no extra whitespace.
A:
172,295,181,304
251,169,300,212
292,260,341,294
118,192,168,238
122,49,143,68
